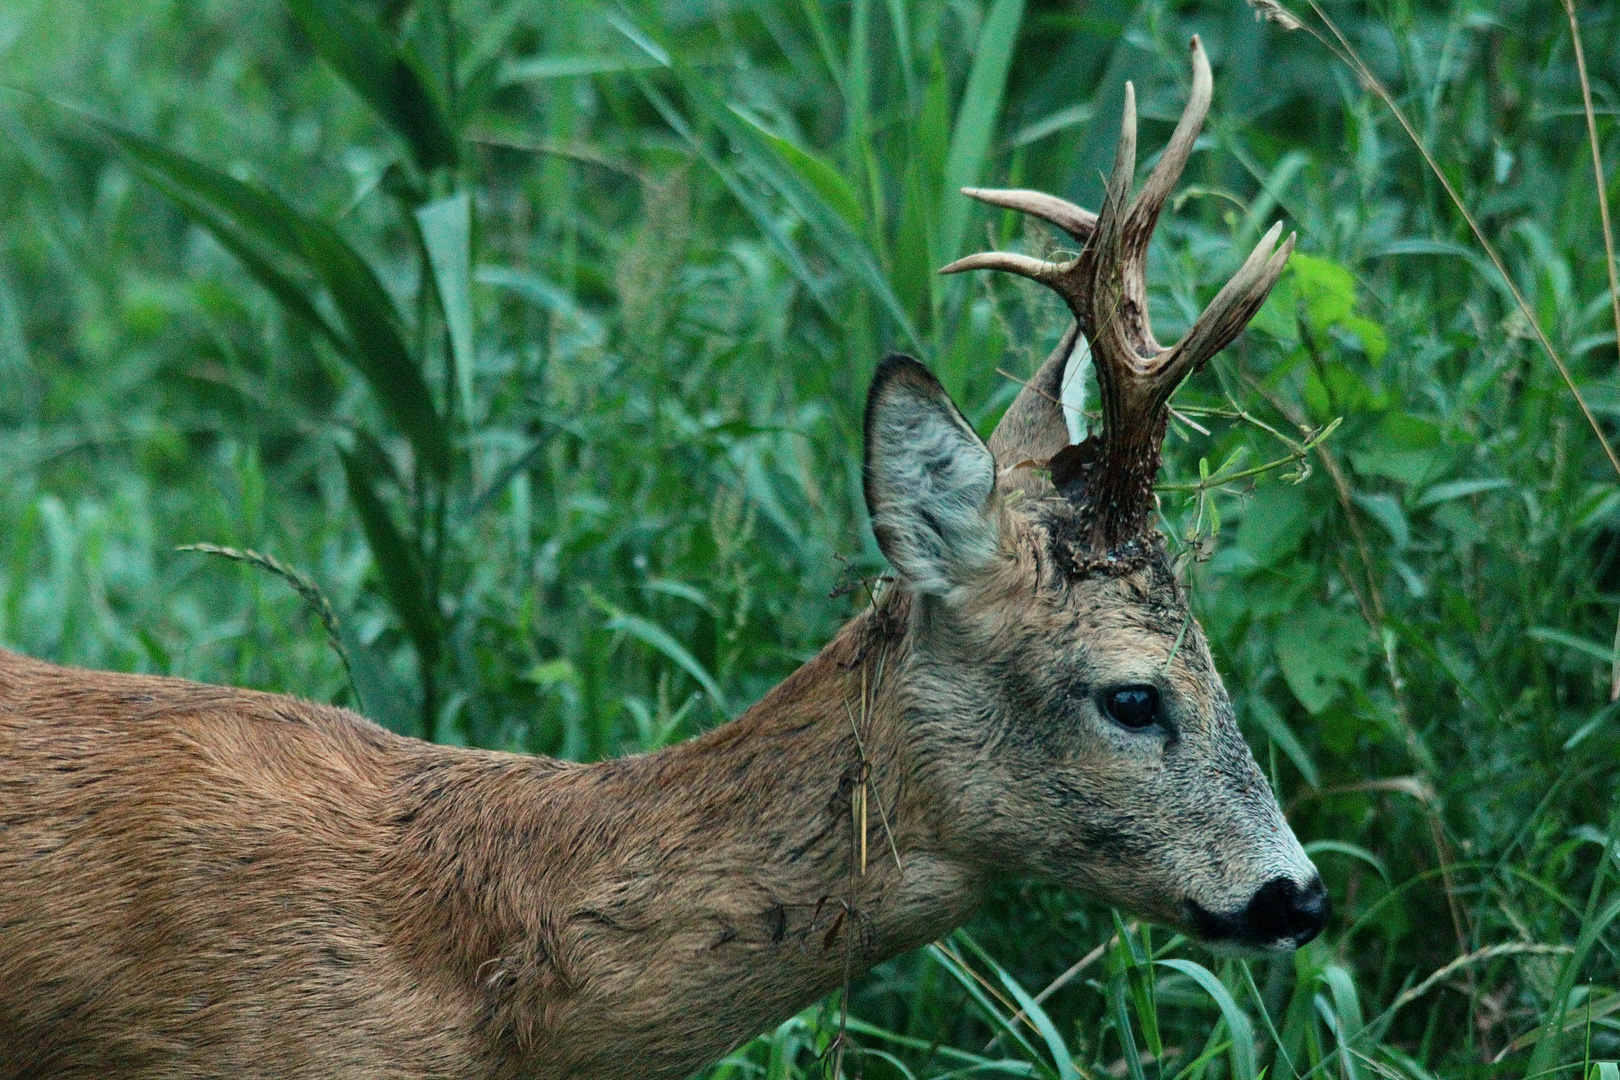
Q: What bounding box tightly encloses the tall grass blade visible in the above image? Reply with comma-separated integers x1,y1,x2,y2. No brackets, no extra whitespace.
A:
299,218,451,479
1158,959,1257,1080
284,0,458,171
636,77,832,317
416,191,477,422
658,58,920,349
597,603,729,719
954,933,1079,1080
339,449,442,670
937,0,1025,265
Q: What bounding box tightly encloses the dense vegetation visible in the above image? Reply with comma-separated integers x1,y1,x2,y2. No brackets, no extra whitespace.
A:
3,0,1620,1075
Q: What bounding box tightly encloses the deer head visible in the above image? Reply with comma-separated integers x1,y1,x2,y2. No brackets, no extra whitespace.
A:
864,36,1325,950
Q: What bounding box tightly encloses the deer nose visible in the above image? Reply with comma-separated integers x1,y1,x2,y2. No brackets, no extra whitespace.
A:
1242,875,1330,947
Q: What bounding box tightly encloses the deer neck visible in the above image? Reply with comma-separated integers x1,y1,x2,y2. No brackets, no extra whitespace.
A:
390,594,983,1077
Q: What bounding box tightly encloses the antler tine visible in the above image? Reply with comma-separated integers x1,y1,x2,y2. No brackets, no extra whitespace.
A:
940,37,1293,552
1165,222,1295,384
959,188,1098,246
938,250,1065,285
1123,37,1213,261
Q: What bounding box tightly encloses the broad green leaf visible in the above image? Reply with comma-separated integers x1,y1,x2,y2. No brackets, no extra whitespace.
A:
109,124,449,477
104,126,346,350
130,164,345,354
1348,414,1458,488
1275,605,1371,714
415,192,476,422
1290,252,1357,329
1414,477,1510,507
1340,313,1388,360
107,125,308,257
1351,491,1410,550
1234,484,1313,568
938,0,1026,264
339,450,441,669
285,0,458,172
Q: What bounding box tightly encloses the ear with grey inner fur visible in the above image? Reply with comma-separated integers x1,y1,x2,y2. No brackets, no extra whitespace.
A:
864,355,999,595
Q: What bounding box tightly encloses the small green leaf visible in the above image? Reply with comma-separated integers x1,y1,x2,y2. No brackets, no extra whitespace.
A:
1351,491,1410,551
1413,477,1509,507
499,54,664,83
1304,839,1391,885
285,0,458,172
1529,626,1613,663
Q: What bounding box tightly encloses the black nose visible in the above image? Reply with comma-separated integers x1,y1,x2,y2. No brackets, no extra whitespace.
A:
1242,875,1330,947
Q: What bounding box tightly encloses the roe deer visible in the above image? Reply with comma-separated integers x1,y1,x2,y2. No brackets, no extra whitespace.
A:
0,37,1324,1080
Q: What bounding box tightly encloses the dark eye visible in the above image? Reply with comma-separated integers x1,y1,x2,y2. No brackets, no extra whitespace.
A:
1103,685,1159,730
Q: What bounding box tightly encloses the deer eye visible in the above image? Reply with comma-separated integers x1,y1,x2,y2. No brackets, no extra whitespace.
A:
1103,685,1159,730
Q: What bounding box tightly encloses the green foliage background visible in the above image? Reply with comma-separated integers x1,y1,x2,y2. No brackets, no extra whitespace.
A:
3,0,1620,1075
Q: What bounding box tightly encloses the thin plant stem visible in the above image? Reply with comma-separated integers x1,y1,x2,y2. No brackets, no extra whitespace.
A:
1561,0,1620,700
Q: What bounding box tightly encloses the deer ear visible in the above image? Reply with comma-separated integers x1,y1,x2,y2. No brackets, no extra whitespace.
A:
863,355,999,595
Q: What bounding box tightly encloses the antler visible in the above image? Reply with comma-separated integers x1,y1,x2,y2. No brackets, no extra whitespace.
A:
948,36,1294,552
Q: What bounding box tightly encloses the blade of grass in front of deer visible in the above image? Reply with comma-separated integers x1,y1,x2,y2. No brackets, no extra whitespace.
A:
924,943,1051,1072
1157,959,1257,1080
954,932,1079,1080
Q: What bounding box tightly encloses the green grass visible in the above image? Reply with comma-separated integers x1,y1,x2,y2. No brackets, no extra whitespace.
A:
3,0,1620,1075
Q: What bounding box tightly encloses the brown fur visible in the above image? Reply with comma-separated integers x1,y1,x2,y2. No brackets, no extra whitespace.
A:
0,491,1311,1077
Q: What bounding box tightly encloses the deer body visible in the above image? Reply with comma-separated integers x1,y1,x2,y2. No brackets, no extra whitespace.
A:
0,619,967,1079
2,38,1329,1079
